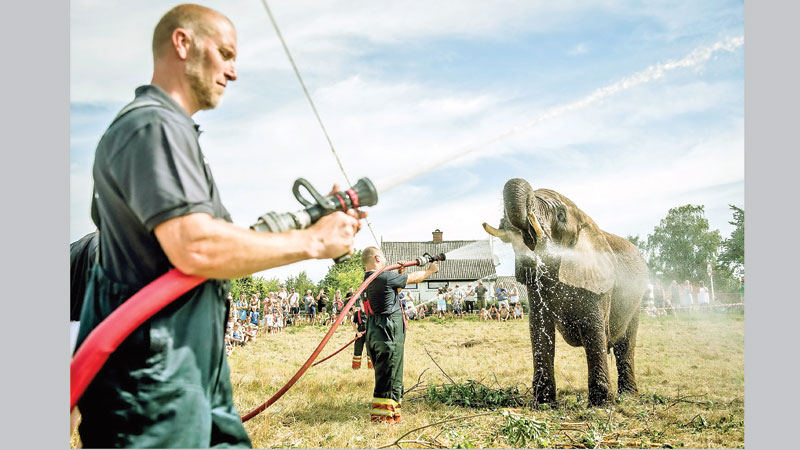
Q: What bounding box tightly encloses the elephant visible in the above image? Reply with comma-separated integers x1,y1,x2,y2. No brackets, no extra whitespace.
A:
483,178,648,406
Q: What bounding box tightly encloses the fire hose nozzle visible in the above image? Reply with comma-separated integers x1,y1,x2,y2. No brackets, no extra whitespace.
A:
250,177,378,263
417,252,446,266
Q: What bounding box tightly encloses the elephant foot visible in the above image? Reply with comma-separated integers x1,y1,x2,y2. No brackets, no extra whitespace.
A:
532,379,556,405
617,380,638,397
587,380,610,407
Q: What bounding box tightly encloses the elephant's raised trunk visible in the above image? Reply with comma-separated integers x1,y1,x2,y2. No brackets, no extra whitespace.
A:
503,179,545,249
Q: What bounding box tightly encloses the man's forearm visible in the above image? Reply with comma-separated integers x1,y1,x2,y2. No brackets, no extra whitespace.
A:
406,268,435,284
155,213,326,278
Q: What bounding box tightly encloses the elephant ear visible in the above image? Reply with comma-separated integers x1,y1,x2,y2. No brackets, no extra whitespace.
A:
557,224,615,295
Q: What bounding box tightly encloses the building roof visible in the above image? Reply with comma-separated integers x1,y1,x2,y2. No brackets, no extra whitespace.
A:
496,276,529,302
381,239,497,281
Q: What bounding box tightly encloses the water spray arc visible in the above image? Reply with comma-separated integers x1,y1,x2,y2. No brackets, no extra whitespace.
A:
376,36,744,194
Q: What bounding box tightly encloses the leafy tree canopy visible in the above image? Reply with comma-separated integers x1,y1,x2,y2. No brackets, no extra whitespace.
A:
644,204,722,284
319,249,365,297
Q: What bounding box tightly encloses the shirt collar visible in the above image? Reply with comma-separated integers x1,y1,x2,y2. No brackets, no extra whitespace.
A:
134,84,201,133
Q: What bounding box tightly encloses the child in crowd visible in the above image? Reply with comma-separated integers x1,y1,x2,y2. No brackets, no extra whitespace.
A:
231,322,245,346
479,308,489,321
274,308,283,333
265,308,275,334
319,307,331,327
488,304,499,321
246,323,258,343
513,303,523,320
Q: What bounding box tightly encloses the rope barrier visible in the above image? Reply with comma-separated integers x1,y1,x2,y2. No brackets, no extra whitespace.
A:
259,0,380,247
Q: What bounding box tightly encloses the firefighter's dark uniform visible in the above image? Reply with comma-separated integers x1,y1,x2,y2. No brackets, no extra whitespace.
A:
351,309,372,369
74,85,251,448
363,270,408,423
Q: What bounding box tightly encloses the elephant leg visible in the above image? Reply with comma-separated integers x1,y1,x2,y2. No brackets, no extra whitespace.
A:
528,297,556,404
613,313,639,396
582,323,611,406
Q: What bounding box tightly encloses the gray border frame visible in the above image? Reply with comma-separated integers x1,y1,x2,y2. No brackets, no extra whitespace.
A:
4,0,69,448
2,1,796,448
744,0,800,448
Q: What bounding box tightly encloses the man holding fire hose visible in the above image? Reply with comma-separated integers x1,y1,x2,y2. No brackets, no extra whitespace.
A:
361,247,439,423
74,4,363,447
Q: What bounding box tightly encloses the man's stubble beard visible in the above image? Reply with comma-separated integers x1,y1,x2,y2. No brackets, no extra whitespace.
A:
185,43,222,111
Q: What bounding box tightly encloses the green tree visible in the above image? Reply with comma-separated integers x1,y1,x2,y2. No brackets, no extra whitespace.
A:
626,234,647,256
645,205,722,284
715,205,744,291
284,271,317,297
319,249,365,297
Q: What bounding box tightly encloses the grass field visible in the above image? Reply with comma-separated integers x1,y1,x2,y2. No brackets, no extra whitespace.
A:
71,310,744,448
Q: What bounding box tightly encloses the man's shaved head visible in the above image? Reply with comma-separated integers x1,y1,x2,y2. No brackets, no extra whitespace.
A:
362,246,383,266
152,4,233,59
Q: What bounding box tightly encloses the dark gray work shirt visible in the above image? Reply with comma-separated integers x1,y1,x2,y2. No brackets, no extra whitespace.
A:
91,84,231,289
364,270,408,315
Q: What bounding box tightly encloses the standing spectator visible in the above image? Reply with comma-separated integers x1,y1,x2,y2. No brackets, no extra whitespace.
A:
249,293,260,327
669,280,680,312
697,281,710,306
507,284,519,311
277,285,289,303
445,287,454,316
304,290,316,324
436,290,447,319
316,288,328,321
464,284,476,315
496,288,509,309
681,280,694,308
334,289,344,314
452,287,464,319
653,280,666,309
289,288,300,325
344,286,356,306
452,284,464,319
475,281,488,311
236,294,249,323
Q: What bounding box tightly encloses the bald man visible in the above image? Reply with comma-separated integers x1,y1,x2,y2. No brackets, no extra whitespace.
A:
74,4,362,447
362,247,438,423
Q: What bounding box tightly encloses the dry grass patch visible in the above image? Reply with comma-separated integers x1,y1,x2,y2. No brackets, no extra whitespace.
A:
70,311,743,448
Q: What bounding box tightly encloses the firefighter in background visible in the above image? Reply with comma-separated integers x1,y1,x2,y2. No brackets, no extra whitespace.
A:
361,246,439,423
351,302,372,369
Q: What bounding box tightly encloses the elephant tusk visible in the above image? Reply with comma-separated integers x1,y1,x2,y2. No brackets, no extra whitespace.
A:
528,212,545,239
482,222,506,239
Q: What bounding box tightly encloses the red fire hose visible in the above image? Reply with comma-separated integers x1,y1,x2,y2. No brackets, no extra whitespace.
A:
240,261,416,422
70,269,206,410
311,331,365,368
69,260,421,422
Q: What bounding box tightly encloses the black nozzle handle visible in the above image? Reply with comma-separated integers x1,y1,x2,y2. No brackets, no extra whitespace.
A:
418,252,446,265
333,253,351,264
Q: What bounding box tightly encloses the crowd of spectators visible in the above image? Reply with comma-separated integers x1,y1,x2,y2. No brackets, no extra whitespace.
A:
225,276,721,356
642,279,717,317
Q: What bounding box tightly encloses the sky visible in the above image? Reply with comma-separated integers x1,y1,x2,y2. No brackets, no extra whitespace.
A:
70,0,744,283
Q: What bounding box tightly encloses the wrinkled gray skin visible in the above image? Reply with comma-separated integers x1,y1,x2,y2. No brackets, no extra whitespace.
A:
484,178,648,406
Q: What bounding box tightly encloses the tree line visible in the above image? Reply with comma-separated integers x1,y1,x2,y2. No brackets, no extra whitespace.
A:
229,250,367,300
627,204,744,293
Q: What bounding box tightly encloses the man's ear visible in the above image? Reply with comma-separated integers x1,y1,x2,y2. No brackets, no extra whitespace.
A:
172,27,193,60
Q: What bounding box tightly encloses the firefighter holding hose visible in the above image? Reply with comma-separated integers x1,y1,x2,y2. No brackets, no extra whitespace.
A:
361,247,439,423
74,4,363,447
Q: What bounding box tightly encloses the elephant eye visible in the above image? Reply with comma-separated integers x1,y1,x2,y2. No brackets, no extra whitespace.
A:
557,210,566,222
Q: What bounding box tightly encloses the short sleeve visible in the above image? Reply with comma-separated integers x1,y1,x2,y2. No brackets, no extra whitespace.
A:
108,120,215,231
384,272,409,289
